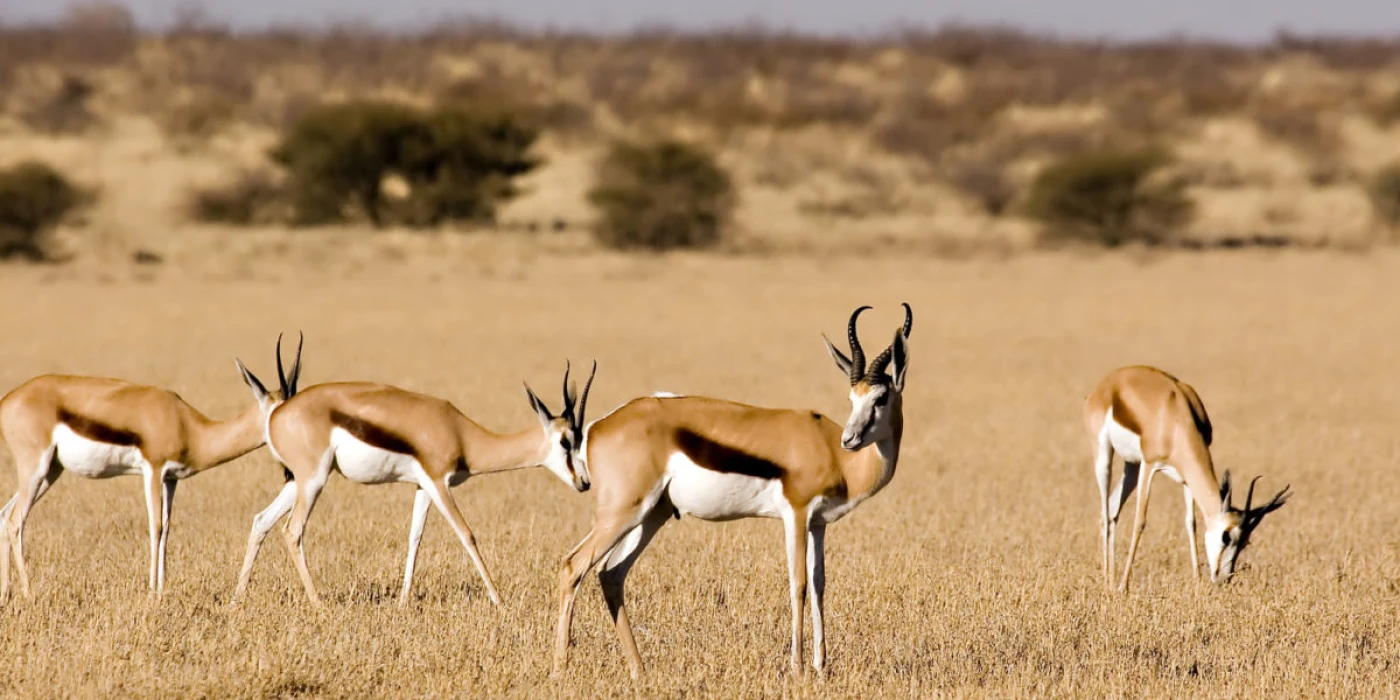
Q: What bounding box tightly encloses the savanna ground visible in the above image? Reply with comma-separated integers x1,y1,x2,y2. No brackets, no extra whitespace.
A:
1,250,1398,697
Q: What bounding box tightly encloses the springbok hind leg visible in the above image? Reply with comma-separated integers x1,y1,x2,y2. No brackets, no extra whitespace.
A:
6,445,58,599
1094,437,1115,590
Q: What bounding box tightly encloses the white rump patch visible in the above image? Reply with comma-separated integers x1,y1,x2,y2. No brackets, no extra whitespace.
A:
51,424,146,479
329,427,423,485
664,452,785,521
1102,408,1145,464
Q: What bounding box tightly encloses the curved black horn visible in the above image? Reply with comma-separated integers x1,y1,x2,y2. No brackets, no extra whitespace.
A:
288,331,304,397
561,360,574,414
1245,475,1263,513
275,333,288,397
867,303,913,380
576,360,597,430
846,306,872,384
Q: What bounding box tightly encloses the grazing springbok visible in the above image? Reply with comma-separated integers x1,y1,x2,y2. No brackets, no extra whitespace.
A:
550,304,913,678
1085,365,1290,591
232,362,596,606
0,336,297,600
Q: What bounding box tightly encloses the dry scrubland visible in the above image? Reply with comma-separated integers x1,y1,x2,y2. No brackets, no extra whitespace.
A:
4,14,1400,259
0,252,1398,697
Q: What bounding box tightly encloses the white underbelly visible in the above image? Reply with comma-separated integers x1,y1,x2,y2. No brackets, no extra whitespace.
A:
330,428,422,485
1103,409,1145,464
665,452,786,521
51,425,146,478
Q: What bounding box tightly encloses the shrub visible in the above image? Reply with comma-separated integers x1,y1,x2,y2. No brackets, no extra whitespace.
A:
22,75,97,134
1026,148,1192,246
588,140,735,251
270,101,423,226
1371,163,1400,229
0,161,88,260
269,100,540,227
397,107,541,226
188,171,285,225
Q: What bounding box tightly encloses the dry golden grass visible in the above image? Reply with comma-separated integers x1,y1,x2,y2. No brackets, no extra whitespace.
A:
1,250,1399,697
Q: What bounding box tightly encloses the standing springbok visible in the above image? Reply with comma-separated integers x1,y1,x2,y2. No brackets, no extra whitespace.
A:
1085,365,1290,591
232,362,596,607
0,335,297,600
551,304,913,679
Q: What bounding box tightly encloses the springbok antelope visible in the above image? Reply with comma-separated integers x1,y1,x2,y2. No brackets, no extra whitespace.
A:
232,362,596,607
550,304,912,679
0,336,298,600
1085,365,1290,592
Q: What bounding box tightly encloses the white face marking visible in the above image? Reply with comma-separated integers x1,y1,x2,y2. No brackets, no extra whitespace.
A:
51,424,146,479
664,452,786,521
1203,516,1243,583
542,422,587,491
329,427,422,485
842,385,892,450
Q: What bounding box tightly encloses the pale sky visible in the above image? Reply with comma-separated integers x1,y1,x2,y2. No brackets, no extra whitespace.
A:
3,0,1400,41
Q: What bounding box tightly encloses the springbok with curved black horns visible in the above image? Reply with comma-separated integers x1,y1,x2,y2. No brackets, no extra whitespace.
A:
1085,365,1291,592
233,361,596,607
0,335,299,600
551,304,912,679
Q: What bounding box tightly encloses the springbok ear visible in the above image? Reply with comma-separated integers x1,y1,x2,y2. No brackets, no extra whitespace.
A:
235,359,269,404
1219,470,1233,507
523,383,553,425
890,329,910,392
822,334,854,378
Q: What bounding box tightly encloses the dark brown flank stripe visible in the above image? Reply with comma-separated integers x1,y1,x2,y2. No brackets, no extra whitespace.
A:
57,408,141,447
674,428,784,480
329,409,417,457
1109,394,1143,435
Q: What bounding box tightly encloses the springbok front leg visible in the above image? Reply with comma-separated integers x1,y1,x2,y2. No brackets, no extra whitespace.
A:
1118,463,1160,593
421,478,501,605
807,518,828,672
1183,487,1200,579
142,466,164,595
399,488,432,605
233,481,296,602
280,449,335,606
552,513,638,678
598,501,674,679
784,505,810,674
156,476,177,594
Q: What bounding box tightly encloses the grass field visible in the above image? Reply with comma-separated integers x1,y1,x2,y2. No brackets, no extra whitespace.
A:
1,250,1398,698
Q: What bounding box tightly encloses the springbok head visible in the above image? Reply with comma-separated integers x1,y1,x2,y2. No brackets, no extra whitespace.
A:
525,360,597,492
823,303,912,451
1204,471,1291,583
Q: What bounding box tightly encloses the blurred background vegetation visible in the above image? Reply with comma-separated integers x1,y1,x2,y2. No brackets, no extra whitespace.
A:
3,1,1400,261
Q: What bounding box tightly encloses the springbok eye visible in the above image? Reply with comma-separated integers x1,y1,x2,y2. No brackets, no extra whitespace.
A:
873,391,890,406
1220,532,1231,546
